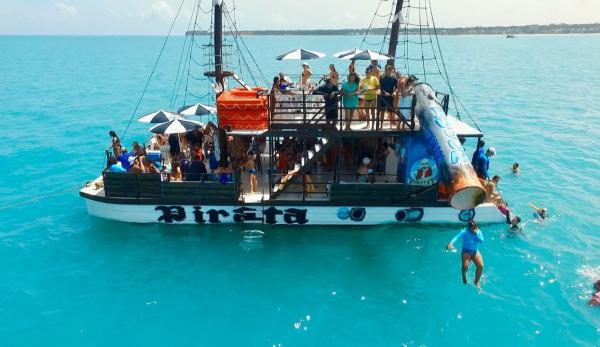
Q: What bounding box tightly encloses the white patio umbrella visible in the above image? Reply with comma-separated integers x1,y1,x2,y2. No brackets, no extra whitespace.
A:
332,48,362,58
138,109,182,123
177,103,217,116
276,48,326,60
149,119,203,135
338,49,394,61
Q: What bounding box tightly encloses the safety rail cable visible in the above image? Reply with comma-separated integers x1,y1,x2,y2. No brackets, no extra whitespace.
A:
120,0,187,142
170,0,200,110
427,0,481,130
359,0,386,50
222,2,268,87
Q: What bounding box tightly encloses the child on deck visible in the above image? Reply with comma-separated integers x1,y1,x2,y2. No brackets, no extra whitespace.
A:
242,151,258,194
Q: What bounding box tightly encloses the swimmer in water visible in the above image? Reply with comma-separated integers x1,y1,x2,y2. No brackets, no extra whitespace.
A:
446,221,485,288
528,203,547,221
588,280,600,306
512,162,520,175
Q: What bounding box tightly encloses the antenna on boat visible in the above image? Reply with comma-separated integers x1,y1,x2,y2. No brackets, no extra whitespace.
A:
387,0,405,68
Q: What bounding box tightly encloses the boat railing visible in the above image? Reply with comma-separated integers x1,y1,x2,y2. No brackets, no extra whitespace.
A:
266,91,417,132
102,171,240,202
268,170,423,200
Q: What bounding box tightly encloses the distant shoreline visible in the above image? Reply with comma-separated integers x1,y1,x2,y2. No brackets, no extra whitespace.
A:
187,23,600,36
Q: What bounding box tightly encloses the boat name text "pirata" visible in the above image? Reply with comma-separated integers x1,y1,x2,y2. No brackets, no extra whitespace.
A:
155,206,309,224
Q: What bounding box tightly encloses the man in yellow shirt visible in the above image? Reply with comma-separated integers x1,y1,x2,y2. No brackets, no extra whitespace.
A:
360,69,380,130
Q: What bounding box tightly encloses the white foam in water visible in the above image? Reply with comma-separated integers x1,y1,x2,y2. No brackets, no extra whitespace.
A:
242,229,264,240
305,314,311,321
576,265,600,280
457,312,463,319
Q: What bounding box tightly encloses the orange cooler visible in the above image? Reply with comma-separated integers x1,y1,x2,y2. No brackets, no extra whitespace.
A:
217,87,269,130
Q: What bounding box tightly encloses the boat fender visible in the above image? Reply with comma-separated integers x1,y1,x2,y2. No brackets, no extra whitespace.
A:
395,208,425,222
350,208,366,222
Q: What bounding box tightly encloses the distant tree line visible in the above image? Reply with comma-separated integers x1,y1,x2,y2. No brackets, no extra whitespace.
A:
187,23,600,36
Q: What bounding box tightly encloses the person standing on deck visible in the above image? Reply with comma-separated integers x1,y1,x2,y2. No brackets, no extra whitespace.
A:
340,73,360,130
447,221,485,288
109,130,121,157
368,60,381,80
326,64,340,88
378,65,398,130
360,69,380,130
348,60,356,74
242,151,258,194
300,63,313,90
476,147,496,180
313,78,340,128
471,140,485,172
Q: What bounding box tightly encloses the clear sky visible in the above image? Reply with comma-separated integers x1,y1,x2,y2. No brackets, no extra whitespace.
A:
0,0,598,35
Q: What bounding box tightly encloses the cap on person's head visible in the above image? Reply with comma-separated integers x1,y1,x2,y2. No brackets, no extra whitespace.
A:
487,147,496,155
362,157,371,165
302,62,309,67
121,147,128,153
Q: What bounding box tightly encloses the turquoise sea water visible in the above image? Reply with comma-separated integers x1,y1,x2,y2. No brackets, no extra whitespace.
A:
0,34,599,346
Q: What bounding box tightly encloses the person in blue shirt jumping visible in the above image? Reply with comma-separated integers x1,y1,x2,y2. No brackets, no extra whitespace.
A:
447,221,485,288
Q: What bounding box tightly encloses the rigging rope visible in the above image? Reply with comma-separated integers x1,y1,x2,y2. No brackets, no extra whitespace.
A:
120,0,187,142
170,0,198,109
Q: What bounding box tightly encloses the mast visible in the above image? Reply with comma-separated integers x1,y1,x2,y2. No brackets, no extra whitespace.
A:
213,0,224,87
387,0,404,68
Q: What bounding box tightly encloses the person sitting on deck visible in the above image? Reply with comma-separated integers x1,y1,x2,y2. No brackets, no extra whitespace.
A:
117,147,132,171
184,153,207,182
130,141,143,157
313,78,340,127
129,156,145,173
476,147,496,180
169,160,183,182
484,175,502,205
270,76,283,95
107,157,126,173
357,157,375,184
340,72,360,130
216,158,234,184
278,72,292,88
360,69,380,130
378,65,399,130
300,62,313,90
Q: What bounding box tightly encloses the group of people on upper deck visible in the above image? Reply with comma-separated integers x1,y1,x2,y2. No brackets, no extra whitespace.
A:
270,60,419,131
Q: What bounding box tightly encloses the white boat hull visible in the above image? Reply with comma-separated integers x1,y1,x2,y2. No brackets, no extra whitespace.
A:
82,196,506,226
